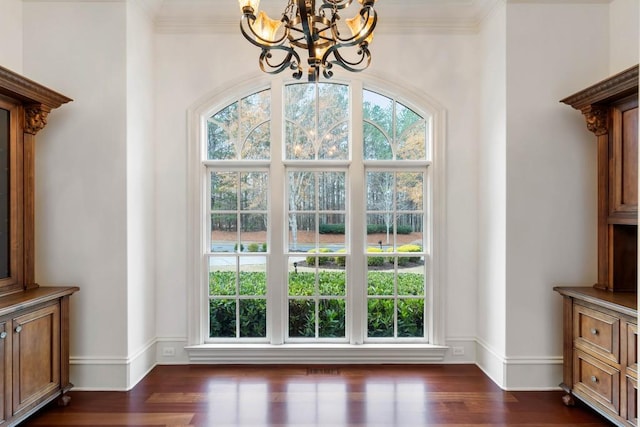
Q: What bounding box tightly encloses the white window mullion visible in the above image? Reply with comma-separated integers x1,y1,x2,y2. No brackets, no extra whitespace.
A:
268,77,285,345
349,81,366,344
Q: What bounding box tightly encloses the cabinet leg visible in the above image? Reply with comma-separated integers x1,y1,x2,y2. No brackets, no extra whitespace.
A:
562,393,575,407
58,393,71,407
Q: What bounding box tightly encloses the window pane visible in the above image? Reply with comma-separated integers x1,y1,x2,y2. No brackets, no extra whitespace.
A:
396,173,423,210
289,299,315,338
241,122,270,160
397,213,423,247
208,103,237,160
366,172,394,211
396,103,421,141
289,270,315,297
211,172,237,210
363,90,393,137
240,269,266,296
289,213,315,251
209,259,236,296
211,215,237,252
240,91,270,145
285,83,349,160
318,122,348,160
397,299,424,338
319,214,345,247
239,299,267,337
210,299,236,338
368,271,393,296
319,299,345,338
368,299,394,338
289,172,316,211
319,271,346,296
396,121,426,160
241,172,268,211
241,213,267,247
318,172,345,211
397,270,425,296
364,122,392,160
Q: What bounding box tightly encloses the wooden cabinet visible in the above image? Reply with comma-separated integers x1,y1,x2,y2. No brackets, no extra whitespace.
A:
561,65,639,292
0,66,78,427
555,287,637,426
556,65,638,427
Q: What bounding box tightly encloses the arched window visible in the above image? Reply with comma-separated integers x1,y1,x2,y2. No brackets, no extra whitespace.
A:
188,77,446,361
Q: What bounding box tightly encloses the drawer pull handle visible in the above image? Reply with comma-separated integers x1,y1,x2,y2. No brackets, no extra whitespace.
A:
0,332,6,339
590,376,598,384
14,325,22,334
590,328,598,335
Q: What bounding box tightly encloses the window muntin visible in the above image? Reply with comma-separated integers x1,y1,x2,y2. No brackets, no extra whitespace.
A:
203,82,432,344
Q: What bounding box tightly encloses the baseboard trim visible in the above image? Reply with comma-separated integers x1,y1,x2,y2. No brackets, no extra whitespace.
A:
475,339,563,390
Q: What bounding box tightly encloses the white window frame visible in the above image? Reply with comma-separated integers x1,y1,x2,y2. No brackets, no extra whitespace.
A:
186,74,448,363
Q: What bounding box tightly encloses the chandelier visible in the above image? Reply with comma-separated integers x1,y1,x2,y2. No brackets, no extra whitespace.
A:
238,0,377,81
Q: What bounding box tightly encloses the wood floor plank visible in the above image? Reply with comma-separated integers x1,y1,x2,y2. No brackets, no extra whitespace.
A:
21,365,610,426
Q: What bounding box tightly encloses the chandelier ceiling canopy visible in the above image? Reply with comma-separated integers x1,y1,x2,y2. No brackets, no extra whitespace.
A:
238,0,377,82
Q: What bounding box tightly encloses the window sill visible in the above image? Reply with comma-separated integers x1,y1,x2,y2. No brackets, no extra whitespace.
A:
185,343,448,364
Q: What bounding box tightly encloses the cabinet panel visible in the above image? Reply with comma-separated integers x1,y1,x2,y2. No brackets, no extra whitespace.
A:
627,323,638,376
610,98,638,215
574,349,620,415
574,304,620,363
628,376,638,425
0,321,8,424
11,303,60,416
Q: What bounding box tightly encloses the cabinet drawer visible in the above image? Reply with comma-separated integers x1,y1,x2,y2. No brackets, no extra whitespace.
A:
574,304,620,364
573,349,620,415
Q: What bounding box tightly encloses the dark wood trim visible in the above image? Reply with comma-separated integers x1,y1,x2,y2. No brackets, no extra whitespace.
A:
0,66,71,112
561,65,639,110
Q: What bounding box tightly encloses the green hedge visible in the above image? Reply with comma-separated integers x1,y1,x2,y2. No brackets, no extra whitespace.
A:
317,224,414,235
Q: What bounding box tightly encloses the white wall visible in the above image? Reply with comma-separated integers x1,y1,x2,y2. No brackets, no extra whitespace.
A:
610,0,639,74
125,1,157,386
0,0,23,73
504,2,608,389
23,1,130,390
476,0,507,386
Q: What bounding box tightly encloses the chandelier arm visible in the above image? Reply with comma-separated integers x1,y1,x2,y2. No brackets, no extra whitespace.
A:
324,43,371,72
240,15,290,48
331,7,377,47
297,0,317,58
259,46,303,79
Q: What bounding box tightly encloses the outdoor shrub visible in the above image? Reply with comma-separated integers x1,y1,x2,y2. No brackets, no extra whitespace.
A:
288,299,315,338
239,299,267,337
260,242,267,252
319,224,345,234
209,299,236,338
334,248,346,266
319,299,345,338
247,243,260,252
305,248,333,265
397,299,424,337
367,247,384,266
366,224,413,235
234,243,244,252
398,244,422,262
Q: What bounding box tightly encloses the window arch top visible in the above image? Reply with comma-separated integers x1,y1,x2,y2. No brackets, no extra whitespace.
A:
207,89,271,160
363,89,430,161
285,83,349,161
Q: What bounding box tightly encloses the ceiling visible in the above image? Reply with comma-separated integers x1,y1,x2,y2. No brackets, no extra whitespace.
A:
151,0,499,33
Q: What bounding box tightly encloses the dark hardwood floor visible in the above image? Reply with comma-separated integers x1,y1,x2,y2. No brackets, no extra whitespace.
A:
22,364,610,426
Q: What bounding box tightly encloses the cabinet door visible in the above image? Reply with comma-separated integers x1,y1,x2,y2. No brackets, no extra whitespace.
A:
11,303,60,416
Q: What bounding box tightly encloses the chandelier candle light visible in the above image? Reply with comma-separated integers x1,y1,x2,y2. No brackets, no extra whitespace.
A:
238,0,377,81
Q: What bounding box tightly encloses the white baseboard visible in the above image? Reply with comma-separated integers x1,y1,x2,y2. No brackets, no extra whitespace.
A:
70,337,562,391
70,339,157,391
475,339,563,390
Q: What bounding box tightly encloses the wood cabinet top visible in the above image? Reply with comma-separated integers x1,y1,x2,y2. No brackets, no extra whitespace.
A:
0,65,72,109
554,286,637,317
0,286,78,317
560,65,638,110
